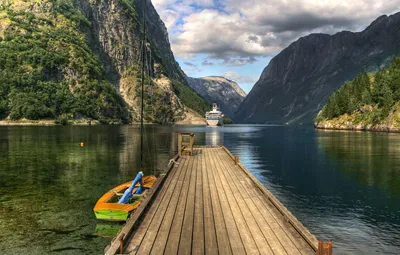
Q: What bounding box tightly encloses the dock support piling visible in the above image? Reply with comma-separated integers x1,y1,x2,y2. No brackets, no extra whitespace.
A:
118,233,125,255
318,241,332,255
234,156,239,165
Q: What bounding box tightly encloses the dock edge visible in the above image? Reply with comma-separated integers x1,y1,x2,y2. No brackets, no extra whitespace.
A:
104,154,179,255
221,146,319,252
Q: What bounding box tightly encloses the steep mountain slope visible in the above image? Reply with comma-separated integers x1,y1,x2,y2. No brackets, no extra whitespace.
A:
0,0,209,123
234,13,400,124
186,76,246,118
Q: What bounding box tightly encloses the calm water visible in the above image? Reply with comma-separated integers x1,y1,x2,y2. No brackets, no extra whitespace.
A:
0,125,400,254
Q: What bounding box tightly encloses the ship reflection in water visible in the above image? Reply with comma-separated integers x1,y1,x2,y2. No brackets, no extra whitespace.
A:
205,128,224,146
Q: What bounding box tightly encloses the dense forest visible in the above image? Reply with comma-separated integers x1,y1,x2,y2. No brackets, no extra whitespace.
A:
0,1,131,123
316,57,400,125
0,0,211,124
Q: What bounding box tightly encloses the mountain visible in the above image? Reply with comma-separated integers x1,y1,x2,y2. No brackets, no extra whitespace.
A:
0,0,209,124
234,13,400,124
186,76,246,118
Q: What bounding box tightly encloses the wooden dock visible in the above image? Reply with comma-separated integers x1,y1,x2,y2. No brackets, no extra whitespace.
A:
105,146,322,255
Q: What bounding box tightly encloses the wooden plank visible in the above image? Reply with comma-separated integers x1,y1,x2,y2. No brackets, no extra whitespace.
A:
210,148,261,255
214,148,276,255
106,155,180,255
232,166,306,255
204,147,232,255
177,151,198,255
192,149,205,254
149,154,191,254
223,148,315,254
201,149,218,255
163,154,195,254
257,192,314,255
205,148,246,255
134,154,189,254
215,148,288,255
123,156,185,254
221,146,318,253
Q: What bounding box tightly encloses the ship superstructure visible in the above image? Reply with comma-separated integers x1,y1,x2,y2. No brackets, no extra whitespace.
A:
206,103,224,126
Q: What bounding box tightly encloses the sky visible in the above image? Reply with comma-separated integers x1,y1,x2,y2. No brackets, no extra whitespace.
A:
152,0,400,94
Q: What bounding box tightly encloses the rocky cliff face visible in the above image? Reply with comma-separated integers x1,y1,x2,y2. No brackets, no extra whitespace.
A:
234,13,400,124
63,0,210,123
0,0,207,123
186,76,246,118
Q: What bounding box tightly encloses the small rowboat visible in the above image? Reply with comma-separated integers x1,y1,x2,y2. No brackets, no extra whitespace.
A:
94,173,156,221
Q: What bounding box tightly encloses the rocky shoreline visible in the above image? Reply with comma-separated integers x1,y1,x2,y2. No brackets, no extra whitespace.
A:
0,120,93,126
0,118,206,126
314,119,400,133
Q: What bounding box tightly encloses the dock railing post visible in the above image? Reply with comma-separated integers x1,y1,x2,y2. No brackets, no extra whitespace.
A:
318,241,332,255
178,134,182,156
234,156,239,165
118,233,125,255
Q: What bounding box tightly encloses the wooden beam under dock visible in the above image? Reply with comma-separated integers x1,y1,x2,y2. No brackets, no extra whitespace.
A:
105,146,321,255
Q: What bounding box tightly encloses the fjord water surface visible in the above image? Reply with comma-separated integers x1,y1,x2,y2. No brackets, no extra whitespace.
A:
0,125,399,254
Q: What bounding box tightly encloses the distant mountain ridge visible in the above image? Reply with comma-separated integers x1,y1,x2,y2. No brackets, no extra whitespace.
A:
234,12,400,124
186,76,247,118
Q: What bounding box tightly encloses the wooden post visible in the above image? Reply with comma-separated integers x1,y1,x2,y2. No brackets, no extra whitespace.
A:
234,156,239,165
118,233,125,255
318,241,332,255
178,134,182,156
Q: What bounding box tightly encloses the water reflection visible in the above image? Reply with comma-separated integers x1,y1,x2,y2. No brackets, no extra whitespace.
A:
316,130,400,195
205,127,224,146
1,125,400,254
0,125,177,254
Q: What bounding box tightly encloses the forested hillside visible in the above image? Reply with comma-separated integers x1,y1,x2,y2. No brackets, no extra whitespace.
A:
315,57,400,130
0,1,129,123
0,0,209,124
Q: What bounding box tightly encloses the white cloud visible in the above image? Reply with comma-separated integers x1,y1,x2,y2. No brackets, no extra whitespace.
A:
158,9,179,30
154,0,400,61
171,10,268,59
224,71,259,83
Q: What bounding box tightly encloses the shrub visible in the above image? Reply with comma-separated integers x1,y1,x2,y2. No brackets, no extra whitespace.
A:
55,114,70,125
0,100,8,119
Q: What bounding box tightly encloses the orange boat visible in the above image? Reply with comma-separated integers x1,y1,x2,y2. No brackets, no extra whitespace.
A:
93,175,156,221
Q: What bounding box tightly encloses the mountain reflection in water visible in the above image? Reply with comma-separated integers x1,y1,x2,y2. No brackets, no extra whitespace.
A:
0,125,399,254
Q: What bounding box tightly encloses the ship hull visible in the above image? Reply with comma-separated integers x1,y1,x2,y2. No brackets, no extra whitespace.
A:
206,119,223,126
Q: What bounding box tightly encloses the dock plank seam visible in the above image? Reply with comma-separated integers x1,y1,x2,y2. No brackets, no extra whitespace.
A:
224,149,314,254
204,148,233,255
221,146,318,252
214,147,280,255
233,167,308,254
163,153,195,254
215,148,291,255
149,152,192,254
200,149,218,255
206,148,247,254
178,151,198,254
212,148,267,255
135,154,188,254
192,149,205,254
124,156,187,254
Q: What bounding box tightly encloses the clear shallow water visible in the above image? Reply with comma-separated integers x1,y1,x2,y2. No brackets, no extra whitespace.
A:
0,125,400,254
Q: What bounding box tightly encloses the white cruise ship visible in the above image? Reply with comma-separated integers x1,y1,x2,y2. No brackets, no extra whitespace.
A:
206,103,224,126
